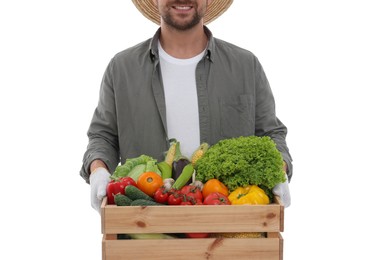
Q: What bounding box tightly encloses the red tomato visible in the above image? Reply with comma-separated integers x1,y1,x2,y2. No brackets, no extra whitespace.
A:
168,188,180,196
185,233,209,238
107,177,137,204
167,193,182,205
180,201,193,205
203,192,231,205
193,199,203,205
180,185,191,194
180,185,203,202
180,193,190,204
153,186,169,204
182,195,202,205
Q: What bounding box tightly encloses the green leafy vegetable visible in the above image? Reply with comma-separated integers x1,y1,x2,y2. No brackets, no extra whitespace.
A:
145,160,161,173
195,136,286,192
112,154,160,180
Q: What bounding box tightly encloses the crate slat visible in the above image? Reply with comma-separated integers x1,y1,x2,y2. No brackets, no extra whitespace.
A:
101,198,283,234
103,233,283,260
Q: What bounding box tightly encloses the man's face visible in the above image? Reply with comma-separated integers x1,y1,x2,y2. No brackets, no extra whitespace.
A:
154,0,210,30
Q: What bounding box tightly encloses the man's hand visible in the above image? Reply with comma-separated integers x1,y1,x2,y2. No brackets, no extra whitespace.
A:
272,173,291,208
90,167,110,214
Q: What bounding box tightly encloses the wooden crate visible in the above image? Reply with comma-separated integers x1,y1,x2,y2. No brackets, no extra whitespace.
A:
101,197,284,260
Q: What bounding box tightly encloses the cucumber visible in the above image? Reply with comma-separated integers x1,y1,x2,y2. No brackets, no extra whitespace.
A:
125,185,154,201
130,199,165,206
114,194,132,206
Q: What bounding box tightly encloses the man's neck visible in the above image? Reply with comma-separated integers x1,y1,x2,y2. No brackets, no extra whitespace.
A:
159,23,208,59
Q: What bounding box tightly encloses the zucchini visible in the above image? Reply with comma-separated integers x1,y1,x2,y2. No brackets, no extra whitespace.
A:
114,194,132,206
130,199,165,206
125,185,154,201
172,163,195,190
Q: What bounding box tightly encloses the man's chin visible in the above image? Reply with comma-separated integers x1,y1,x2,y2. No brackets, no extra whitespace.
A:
163,16,201,31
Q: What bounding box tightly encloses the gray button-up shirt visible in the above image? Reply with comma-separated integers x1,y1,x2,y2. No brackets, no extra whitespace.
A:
80,27,293,183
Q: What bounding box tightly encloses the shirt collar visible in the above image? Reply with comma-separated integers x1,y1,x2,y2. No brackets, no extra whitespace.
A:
149,26,214,63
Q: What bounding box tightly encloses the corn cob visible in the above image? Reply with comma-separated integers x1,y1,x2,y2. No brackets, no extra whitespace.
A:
164,140,177,167
209,232,265,238
128,233,176,239
190,143,210,167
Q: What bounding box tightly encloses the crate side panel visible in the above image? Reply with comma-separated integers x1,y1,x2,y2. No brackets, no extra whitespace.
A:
103,204,281,234
103,237,281,260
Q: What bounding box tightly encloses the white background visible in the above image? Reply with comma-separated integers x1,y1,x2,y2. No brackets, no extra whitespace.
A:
1,0,365,259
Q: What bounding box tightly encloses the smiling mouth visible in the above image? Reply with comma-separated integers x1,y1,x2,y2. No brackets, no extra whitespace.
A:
173,6,193,11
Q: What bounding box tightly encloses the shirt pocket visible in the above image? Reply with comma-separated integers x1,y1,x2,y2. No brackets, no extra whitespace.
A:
219,95,255,138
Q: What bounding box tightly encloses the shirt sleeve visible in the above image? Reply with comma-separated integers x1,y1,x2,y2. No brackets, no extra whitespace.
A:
253,57,293,181
80,59,120,183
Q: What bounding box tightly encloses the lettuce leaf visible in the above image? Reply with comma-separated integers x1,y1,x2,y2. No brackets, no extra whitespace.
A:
195,136,286,191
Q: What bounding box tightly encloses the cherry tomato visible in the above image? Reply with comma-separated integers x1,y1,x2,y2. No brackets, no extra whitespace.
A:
193,199,203,205
180,201,193,205
168,188,179,195
182,194,202,205
167,193,182,205
179,194,193,205
180,185,203,202
203,192,231,205
107,177,137,204
153,186,169,204
180,185,191,194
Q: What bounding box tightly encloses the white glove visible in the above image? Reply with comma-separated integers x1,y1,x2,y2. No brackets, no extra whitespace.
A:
90,167,110,214
272,174,291,208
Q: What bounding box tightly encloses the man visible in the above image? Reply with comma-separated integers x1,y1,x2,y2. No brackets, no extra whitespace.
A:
80,0,292,213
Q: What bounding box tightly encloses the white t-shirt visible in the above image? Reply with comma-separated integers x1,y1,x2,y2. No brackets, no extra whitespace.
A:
158,42,205,158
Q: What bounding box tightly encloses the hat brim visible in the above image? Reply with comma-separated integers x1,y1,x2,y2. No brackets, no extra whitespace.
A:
132,0,233,25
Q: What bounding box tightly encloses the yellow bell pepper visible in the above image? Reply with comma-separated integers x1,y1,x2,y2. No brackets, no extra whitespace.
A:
228,185,270,205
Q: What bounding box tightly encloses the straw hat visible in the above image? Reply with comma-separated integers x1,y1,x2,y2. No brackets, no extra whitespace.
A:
131,0,233,25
